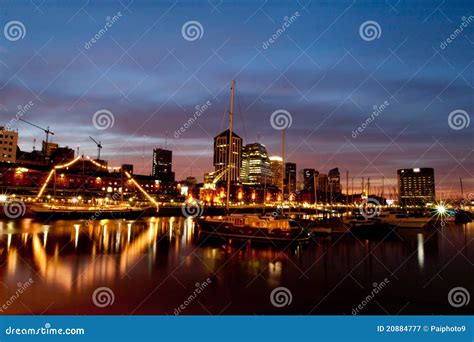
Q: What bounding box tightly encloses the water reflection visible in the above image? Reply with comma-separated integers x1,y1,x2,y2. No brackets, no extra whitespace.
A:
0,217,472,314
417,233,425,269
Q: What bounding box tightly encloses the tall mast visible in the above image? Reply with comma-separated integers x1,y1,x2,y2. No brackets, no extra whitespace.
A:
226,80,235,214
281,129,285,204
382,175,385,200
346,170,349,205
313,171,317,205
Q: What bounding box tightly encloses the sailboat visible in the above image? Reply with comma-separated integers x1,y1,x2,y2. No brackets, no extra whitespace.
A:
196,80,310,243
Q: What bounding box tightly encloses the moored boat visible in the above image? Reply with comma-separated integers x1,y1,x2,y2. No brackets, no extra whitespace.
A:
31,203,148,220
197,215,310,242
349,215,393,236
378,211,432,228
196,80,309,243
454,210,473,224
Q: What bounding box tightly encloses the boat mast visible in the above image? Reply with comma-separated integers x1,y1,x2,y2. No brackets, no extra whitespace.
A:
346,170,349,206
226,80,235,214
281,129,285,208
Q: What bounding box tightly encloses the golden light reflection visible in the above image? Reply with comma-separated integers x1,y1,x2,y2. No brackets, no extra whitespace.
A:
417,233,425,269
268,261,282,287
7,248,17,274
102,225,109,252
119,224,158,276
32,234,73,291
22,233,28,246
75,255,116,291
74,224,80,249
183,218,194,245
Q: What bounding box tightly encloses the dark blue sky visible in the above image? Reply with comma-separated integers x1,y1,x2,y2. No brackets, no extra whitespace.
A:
1,0,472,196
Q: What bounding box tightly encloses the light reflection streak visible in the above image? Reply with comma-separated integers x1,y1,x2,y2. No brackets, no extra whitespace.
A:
119,224,157,276
74,224,80,249
7,248,17,274
22,233,28,246
32,234,73,291
417,233,425,269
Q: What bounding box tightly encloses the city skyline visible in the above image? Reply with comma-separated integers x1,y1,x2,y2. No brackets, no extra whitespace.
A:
1,0,472,196
0,0,472,323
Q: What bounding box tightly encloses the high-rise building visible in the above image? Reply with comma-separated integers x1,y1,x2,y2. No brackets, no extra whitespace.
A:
397,168,435,205
303,168,319,202
317,173,328,202
285,162,297,194
240,143,271,185
213,129,242,183
152,148,175,182
0,127,18,163
328,167,341,193
269,156,283,190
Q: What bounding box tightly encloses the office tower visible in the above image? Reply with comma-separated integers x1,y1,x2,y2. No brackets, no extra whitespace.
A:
152,148,175,182
317,173,328,202
328,167,341,202
397,168,435,205
303,168,319,202
213,129,242,183
0,127,18,163
269,156,283,190
240,142,271,185
285,162,297,194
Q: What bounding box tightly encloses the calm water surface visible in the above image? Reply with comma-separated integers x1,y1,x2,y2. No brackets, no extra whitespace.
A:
0,217,472,315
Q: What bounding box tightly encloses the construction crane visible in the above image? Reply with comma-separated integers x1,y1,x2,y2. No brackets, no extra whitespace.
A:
89,136,102,160
19,118,54,145
18,118,54,158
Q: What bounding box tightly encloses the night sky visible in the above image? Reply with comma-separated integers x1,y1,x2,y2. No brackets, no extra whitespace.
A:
1,0,472,197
